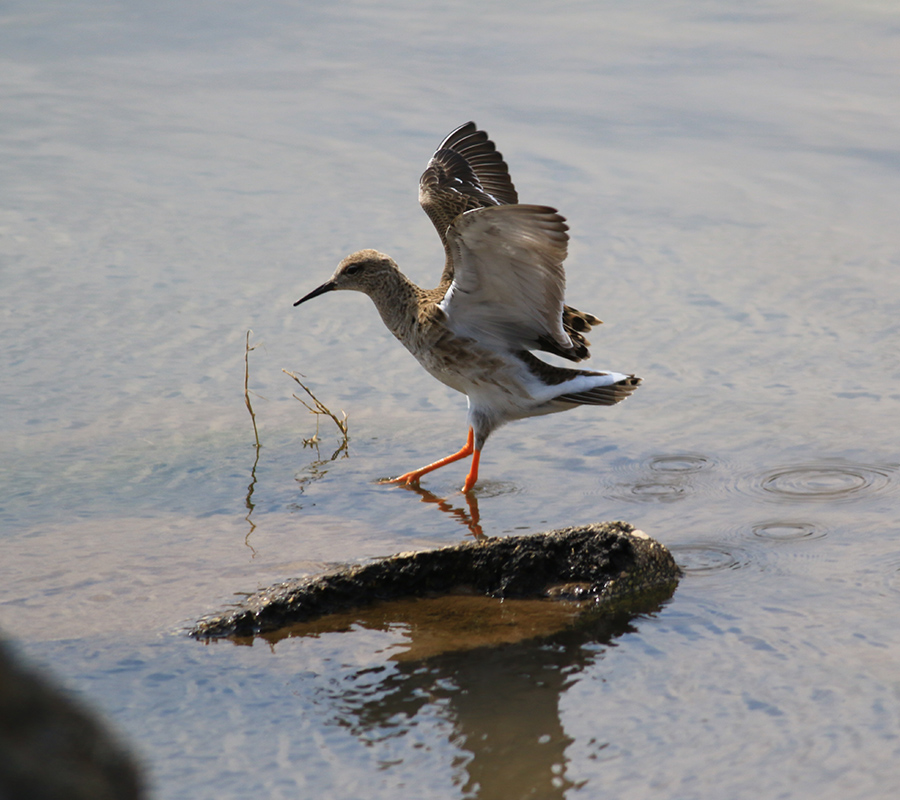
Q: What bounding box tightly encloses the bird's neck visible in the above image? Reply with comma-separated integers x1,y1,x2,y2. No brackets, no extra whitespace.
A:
366,269,429,343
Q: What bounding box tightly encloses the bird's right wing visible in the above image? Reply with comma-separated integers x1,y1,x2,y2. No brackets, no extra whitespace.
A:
441,204,574,355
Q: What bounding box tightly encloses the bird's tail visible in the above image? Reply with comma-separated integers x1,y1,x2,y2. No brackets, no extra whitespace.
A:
554,374,641,406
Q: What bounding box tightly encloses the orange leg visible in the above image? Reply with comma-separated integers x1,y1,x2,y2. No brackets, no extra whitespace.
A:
461,448,481,494
383,428,479,491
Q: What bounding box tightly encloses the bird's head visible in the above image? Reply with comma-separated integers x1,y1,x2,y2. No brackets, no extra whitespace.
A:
294,250,399,306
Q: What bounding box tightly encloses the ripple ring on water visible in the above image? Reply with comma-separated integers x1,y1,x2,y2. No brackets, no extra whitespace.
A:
751,521,825,541
629,481,687,502
647,453,715,474
669,543,749,575
750,463,894,503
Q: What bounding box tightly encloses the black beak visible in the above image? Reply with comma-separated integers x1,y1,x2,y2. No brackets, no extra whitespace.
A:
294,280,336,306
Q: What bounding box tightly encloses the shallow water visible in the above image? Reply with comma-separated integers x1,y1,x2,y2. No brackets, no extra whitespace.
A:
2,1,900,797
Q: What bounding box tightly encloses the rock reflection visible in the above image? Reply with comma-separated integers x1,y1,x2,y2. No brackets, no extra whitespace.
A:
257,594,670,799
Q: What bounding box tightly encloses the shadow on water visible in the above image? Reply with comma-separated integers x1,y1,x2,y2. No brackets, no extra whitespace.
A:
231,593,672,799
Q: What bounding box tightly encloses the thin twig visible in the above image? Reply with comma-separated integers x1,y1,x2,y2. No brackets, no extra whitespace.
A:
283,369,349,455
244,331,261,450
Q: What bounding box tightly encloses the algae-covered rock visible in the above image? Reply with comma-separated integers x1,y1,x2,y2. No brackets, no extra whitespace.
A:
191,521,679,639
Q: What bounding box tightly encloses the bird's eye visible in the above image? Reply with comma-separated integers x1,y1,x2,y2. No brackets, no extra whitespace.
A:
344,264,362,275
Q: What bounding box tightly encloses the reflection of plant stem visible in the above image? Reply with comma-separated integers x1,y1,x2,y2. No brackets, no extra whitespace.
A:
283,369,349,459
244,448,259,556
244,331,262,555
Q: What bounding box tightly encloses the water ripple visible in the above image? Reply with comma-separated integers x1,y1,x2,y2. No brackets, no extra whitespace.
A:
750,521,826,542
627,482,688,503
744,462,895,504
647,453,715,474
669,543,752,575
881,553,900,597
600,452,718,503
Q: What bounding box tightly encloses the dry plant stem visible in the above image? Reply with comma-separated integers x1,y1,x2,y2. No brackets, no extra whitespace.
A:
244,331,261,449
283,369,349,440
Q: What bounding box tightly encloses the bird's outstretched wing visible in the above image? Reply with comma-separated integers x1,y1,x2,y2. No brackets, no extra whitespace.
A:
424,123,601,361
419,122,517,284
441,205,575,356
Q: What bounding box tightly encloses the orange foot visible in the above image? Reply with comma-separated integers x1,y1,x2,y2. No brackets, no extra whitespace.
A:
381,428,480,492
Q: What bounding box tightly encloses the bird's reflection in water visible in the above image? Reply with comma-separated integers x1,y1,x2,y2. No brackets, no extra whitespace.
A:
257,592,672,799
394,483,485,538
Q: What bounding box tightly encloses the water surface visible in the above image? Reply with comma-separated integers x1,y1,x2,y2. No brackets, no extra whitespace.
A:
2,1,900,798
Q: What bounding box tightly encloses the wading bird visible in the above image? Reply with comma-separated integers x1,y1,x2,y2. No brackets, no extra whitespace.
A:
294,122,640,492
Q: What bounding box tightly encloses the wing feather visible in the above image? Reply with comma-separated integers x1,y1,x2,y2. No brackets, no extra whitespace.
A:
441,205,572,353
419,122,518,284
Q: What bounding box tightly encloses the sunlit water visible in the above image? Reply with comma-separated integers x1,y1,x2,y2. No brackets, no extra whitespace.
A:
2,1,900,798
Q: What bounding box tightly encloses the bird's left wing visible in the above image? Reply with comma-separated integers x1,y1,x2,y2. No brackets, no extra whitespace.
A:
420,122,518,284
440,204,573,354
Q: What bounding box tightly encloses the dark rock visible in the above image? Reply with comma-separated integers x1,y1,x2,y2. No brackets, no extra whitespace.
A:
191,522,680,640
0,638,145,800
